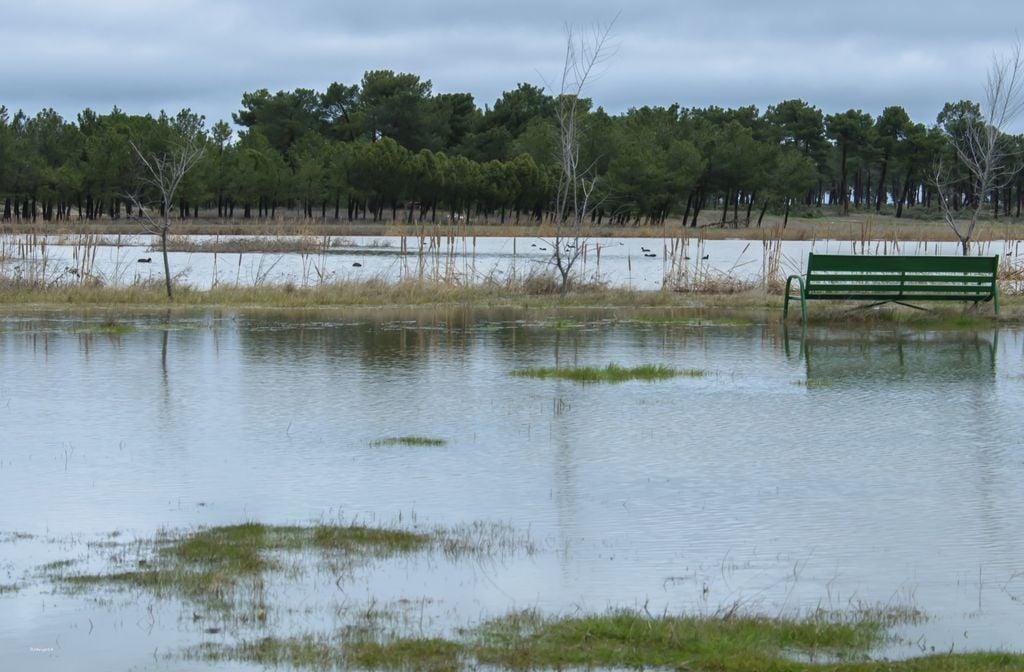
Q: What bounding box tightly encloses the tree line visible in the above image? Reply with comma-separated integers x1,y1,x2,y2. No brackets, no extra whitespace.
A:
1,69,1023,228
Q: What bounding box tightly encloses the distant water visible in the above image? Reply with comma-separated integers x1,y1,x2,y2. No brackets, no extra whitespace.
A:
3,233,1022,289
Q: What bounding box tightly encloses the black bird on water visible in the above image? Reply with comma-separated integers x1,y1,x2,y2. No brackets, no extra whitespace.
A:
640,246,651,253
137,257,152,263
701,254,710,260
644,253,657,258
352,262,362,267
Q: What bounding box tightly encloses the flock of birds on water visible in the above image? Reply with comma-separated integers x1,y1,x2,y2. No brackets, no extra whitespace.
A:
133,243,709,270
527,241,708,261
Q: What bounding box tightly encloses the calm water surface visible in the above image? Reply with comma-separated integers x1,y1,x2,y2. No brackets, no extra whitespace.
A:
1,309,1023,670
4,233,1023,289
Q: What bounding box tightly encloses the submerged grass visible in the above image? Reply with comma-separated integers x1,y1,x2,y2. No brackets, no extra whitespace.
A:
57,521,529,616
192,608,1024,671
512,363,705,383
60,523,433,612
370,436,447,447
71,317,135,334
192,634,463,672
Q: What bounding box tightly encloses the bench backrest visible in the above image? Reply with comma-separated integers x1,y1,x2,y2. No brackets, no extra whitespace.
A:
805,254,999,301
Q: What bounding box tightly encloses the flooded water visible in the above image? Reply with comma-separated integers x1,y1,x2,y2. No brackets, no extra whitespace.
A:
3,233,1023,290
1,309,1023,670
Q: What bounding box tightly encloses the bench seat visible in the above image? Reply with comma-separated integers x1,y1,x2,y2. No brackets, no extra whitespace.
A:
784,254,1000,322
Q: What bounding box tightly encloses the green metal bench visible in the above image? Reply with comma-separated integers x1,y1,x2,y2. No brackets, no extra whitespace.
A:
784,254,1000,322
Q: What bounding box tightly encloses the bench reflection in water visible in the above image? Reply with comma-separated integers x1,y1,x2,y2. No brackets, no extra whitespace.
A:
784,325,998,386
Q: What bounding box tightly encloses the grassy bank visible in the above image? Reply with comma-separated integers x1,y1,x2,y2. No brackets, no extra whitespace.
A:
4,210,1024,242
0,280,1017,328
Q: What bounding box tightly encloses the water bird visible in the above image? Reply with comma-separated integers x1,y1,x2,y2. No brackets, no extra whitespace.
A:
641,247,651,253
701,254,709,260
352,262,362,267
644,253,657,258
137,257,152,263
539,247,547,251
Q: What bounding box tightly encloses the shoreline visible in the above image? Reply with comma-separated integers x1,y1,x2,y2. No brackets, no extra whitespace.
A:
0,283,1016,327
4,212,1024,243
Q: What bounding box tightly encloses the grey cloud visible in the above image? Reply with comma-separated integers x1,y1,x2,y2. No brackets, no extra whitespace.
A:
1,0,1020,126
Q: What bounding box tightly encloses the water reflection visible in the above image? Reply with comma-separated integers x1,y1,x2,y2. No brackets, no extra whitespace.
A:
1,309,1023,670
785,325,999,385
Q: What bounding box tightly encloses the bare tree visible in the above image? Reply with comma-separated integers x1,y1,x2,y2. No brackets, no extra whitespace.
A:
934,38,1024,255
548,19,616,292
126,115,206,299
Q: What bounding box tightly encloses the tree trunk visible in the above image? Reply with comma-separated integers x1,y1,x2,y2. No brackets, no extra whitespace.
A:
840,143,849,215
757,198,769,227
161,227,173,300
690,187,703,228
895,170,913,218
875,154,889,211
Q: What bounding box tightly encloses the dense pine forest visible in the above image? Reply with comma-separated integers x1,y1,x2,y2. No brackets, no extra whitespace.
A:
2,69,1023,227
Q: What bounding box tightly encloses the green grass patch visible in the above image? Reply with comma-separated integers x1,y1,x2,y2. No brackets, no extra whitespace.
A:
472,608,886,668
55,521,527,617
71,317,135,334
191,634,462,672
370,436,446,447
37,558,77,575
346,638,462,671
59,523,432,612
190,608,1023,671
512,363,704,383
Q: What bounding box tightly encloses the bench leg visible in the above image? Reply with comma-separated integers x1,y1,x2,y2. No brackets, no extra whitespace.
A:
784,275,807,324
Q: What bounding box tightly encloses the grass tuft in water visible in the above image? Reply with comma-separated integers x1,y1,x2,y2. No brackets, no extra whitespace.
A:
370,436,446,447
193,634,462,672
73,317,135,334
512,363,704,383
60,523,432,612
56,521,524,617
346,638,462,671
471,608,888,668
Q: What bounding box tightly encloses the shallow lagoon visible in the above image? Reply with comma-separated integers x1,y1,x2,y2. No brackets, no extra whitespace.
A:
3,233,1022,289
1,309,1022,670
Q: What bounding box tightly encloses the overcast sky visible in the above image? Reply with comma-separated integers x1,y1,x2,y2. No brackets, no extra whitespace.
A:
3,1,1021,127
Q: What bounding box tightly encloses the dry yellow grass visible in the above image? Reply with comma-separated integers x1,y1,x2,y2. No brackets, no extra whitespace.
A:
5,210,1024,242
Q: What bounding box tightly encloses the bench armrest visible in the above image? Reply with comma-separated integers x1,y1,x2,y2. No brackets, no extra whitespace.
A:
785,275,805,296
783,275,807,322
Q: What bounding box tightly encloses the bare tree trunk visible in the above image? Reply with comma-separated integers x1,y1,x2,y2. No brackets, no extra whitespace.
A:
161,227,173,300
